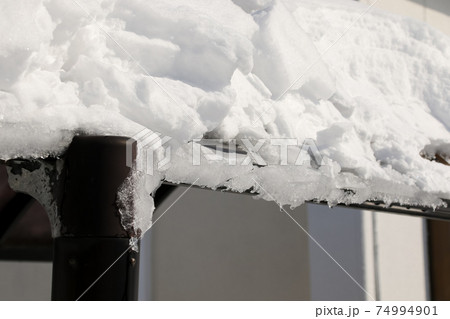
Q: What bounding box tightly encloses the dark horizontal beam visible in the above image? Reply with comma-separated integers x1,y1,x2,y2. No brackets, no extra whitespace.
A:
164,181,450,221
324,200,450,221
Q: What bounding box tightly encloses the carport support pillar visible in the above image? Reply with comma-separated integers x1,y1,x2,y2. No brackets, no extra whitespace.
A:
51,136,139,301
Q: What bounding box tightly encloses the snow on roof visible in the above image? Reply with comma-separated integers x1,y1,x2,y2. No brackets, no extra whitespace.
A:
1,0,450,233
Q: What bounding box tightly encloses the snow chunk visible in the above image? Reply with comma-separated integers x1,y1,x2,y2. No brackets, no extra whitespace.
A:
251,1,336,100
1,0,450,230
112,0,257,91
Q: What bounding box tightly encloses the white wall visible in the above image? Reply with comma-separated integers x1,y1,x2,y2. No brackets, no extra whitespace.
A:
362,212,429,300
307,205,367,301
372,213,429,300
306,205,429,301
0,261,51,300
140,187,311,301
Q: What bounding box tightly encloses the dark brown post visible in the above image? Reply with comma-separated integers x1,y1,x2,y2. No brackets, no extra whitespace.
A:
51,136,139,301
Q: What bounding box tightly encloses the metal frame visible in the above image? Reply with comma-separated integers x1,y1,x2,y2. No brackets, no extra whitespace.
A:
1,135,449,300
165,182,450,221
51,136,140,301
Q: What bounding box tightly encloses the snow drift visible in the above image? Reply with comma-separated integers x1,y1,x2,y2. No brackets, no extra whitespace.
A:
1,0,450,234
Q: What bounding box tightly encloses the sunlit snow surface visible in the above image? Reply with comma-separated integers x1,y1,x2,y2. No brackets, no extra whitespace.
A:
1,0,450,233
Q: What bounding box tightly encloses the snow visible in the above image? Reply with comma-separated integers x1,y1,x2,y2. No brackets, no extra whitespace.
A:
1,0,450,236
251,0,336,100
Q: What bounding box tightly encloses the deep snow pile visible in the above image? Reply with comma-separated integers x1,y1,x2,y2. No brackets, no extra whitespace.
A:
1,0,450,234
